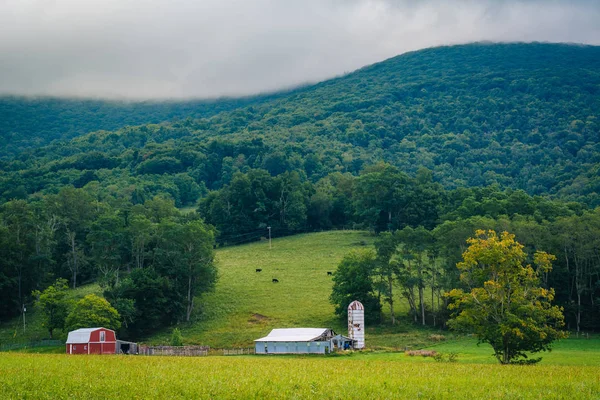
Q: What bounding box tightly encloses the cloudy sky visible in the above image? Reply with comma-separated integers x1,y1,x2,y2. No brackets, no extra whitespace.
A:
1,0,599,99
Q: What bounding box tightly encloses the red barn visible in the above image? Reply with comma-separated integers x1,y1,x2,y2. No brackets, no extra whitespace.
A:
66,327,117,355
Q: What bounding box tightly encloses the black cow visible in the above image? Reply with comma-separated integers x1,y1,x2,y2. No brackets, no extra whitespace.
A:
272,278,279,283
327,271,333,276
256,269,262,272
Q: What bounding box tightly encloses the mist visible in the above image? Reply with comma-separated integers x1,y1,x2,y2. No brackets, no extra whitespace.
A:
1,0,599,99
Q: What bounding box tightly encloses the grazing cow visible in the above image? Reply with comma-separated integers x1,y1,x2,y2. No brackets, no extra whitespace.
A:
272,278,279,283
256,269,262,272
327,271,333,276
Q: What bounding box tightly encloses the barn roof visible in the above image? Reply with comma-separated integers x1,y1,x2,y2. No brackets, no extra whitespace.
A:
66,327,111,343
254,328,330,342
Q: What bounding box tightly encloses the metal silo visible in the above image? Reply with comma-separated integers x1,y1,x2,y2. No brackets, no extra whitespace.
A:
348,300,365,349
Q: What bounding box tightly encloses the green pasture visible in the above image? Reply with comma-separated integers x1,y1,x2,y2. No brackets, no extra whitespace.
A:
150,230,383,347
419,336,600,366
148,230,444,349
1,352,599,399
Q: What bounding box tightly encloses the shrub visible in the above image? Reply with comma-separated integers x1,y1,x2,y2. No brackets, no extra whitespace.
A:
433,352,459,363
428,334,446,342
171,328,184,346
405,350,438,357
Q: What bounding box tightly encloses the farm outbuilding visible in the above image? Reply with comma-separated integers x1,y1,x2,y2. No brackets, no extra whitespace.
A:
254,328,355,354
66,327,117,355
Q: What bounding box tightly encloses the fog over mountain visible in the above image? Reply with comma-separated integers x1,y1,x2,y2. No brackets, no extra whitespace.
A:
1,0,599,99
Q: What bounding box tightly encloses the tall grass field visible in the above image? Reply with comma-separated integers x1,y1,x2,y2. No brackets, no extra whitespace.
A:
1,352,598,399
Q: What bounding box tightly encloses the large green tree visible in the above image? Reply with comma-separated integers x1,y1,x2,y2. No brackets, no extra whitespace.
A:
105,267,182,337
155,219,217,321
447,230,567,364
397,226,435,326
373,232,400,324
32,278,72,339
46,187,96,288
65,294,121,332
330,249,381,323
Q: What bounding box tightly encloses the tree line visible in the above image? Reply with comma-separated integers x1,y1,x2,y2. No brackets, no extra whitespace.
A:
329,209,600,333
0,189,216,339
332,229,569,364
1,162,598,336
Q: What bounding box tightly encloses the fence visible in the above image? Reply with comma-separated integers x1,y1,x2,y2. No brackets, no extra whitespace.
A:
223,348,255,356
139,345,210,357
0,340,62,352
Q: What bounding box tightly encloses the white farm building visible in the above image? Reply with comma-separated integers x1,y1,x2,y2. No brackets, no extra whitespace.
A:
254,328,354,354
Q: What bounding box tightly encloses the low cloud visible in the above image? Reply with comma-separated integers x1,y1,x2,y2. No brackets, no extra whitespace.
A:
0,0,599,99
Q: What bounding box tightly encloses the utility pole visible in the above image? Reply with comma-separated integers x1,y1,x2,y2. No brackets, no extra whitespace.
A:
22,304,26,334
267,227,272,249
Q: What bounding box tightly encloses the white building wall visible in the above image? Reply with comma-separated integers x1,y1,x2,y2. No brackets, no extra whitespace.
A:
254,341,330,354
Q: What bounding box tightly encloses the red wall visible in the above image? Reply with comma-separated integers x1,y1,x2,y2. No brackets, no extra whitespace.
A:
66,344,90,354
66,328,117,355
89,342,116,354
89,328,116,343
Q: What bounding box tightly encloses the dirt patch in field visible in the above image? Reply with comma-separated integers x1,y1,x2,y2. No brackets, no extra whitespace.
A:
248,313,269,324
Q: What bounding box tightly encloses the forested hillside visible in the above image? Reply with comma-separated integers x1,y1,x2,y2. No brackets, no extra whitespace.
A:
1,43,599,205
1,42,599,337
0,93,282,156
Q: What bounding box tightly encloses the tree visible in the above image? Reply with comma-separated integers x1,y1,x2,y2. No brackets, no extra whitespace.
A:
87,213,125,284
118,267,182,335
155,220,217,321
552,212,600,333
1,200,36,312
104,267,182,337
330,249,381,323
46,187,96,288
127,214,154,270
374,232,400,324
65,294,121,332
171,328,184,346
32,278,72,339
397,226,434,326
353,164,410,232
447,230,567,364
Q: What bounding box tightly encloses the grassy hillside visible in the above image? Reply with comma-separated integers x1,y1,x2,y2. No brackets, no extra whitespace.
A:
148,230,393,348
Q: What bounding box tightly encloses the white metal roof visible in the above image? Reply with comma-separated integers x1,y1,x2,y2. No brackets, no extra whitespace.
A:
254,328,330,342
66,327,105,344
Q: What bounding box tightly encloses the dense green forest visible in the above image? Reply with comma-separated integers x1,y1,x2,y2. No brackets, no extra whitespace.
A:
0,93,285,156
1,171,598,337
1,42,599,337
1,43,599,205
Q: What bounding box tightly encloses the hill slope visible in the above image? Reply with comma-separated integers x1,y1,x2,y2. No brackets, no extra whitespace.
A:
150,231,383,348
1,43,599,204
1,231,429,349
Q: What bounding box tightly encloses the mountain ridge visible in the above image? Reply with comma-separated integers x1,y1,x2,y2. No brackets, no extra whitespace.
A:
1,42,599,204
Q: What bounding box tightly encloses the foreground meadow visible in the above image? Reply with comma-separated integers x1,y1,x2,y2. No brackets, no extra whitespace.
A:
1,353,599,399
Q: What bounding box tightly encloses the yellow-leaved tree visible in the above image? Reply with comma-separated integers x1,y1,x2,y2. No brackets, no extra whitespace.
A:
447,230,567,364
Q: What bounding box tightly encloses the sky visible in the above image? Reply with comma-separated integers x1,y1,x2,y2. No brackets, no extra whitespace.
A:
1,0,599,99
